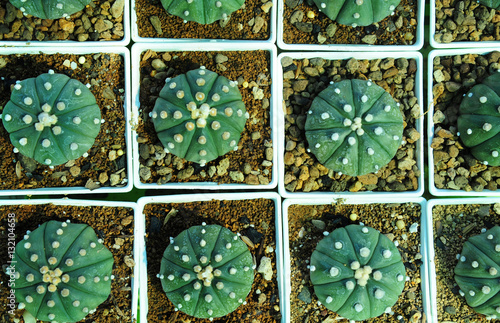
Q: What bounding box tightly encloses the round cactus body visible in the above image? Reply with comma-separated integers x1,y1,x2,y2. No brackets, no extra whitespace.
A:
305,79,404,177
9,220,114,322
159,223,254,320
458,72,500,166
310,224,406,321
160,0,244,24
151,67,248,166
9,0,92,20
2,71,101,167
454,226,500,319
311,0,401,27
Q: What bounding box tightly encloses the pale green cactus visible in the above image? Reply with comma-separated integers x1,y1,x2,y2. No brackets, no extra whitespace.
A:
9,0,92,19
158,223,254,320
2,71,101,166
159,0,244,24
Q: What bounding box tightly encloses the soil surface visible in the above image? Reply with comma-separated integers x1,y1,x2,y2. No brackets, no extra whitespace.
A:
0,203,135,322
135,0,271,40
0,0,125,42
433,203,500,322
287,202,424,322
144,198,281,322
282,0,418,45
0,52,128,191
137,50,273,186
434,0,500,43
282,56,421,193
431,52,500,192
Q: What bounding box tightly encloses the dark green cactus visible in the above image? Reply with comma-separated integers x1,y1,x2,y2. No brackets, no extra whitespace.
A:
8,220,114,322
458,72,500,166
158,223,254,320
310,224,406,321
477,0,500,10
311,0,401,27
151,66,248,166
9,0,92,20
159,0,244,24
305,79,404,177
2,71,101,167
454,225,500,320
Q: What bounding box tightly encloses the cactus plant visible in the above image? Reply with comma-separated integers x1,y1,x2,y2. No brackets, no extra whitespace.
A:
8,220,114,322
304,79,404,177
311,0,401,27
457,72,500,166
9,0,92,20
477,0,500,10
309,224,406,321
1,70,101,167
158,223,254,320
454,225,500,319
159,0,244,24
151,66,248,166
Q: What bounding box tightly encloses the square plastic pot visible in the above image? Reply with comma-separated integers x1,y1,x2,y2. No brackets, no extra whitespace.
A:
0,46,133,196
277,0,424,51
131,42,277,190
283,197,430,323
0,1,130,47
277,51,425,198
426,198,500,322
0,198,140,322
427,48,500,197
137,192,284,322
131,0,276,44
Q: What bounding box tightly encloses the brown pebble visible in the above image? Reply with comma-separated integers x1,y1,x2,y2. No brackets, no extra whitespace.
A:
70,166,81,177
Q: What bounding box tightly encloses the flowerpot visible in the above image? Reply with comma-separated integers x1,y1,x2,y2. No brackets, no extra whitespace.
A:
426,198,500,322
137,192,284,322
131,42,277,190
283,197,430,322
0,198,139,322
0,46,133,196
428,48,500,196
0,0,130,46
132,0,276,43
430,0,500,48
277,51,424,198
277,0,424,51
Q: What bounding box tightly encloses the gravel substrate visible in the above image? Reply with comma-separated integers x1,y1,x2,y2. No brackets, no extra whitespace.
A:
433,203,500,322
287,202,424,322
431,51,500,192
434,0,500,43
137,50,273,186
282,0,418,45
0,0,125,42
282,56,421,193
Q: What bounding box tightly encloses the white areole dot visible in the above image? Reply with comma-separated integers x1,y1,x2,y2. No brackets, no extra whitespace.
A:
19,138,28,146
334,242,342,249
480,96,487,103
73,116,81,125
374,289,385,299
383,249,392,258
24,97,33,105
374,127,383,135
42,139,51,148
373,270,382,281
384,105,391,112
364,114,373,122
367,147,374,155
4,114,12,121
350,261,360,270
359,247,370,258
472,261,479,268
44,82,52,91
321,112,329,119
70,143,78,151
348,137,356,146
57,102,66,111
326,296,332,303
346,280,355,290
354,303,363,312
492,151,499,158
344,104,352,112
331,133,339,141
330,267,340,277
342,158,349,165
483,286,491,294
483,123,492,131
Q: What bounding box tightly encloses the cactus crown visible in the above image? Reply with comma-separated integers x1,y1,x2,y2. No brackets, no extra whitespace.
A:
151,66,249,166
305,79,404,177
310,224,406,321
458,72,500,166
9,0,92,20
159,223,254,320
160,0,245,24
311,0,401,27
1,71,101,167
8,220,114,322
454,225,500,319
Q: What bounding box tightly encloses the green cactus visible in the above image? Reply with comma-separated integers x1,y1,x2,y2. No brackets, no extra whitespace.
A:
9,0,92,20
158,223,254,320
477,0,500,10
454,225,500,319
159,0,244,24
311,0,401,27
1,70,101,167
309,224,406,321
151,66,248,166
304,79,404,177
7,220,114,322
457,72,500,166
